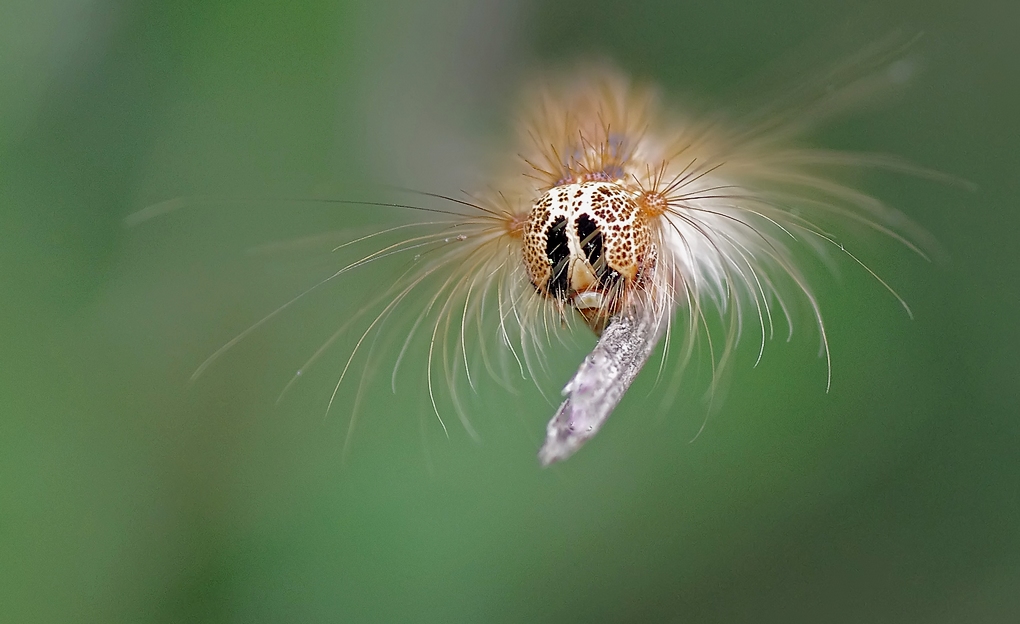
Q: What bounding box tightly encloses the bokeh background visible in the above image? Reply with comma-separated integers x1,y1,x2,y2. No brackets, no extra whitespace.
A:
3,0,1018,622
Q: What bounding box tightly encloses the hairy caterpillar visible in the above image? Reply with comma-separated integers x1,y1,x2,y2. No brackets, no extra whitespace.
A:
159,51,937,466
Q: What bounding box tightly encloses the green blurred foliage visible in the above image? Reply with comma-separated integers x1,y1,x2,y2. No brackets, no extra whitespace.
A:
2,0,1018,622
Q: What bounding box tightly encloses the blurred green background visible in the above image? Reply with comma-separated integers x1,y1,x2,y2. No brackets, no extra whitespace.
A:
2,0,1018,622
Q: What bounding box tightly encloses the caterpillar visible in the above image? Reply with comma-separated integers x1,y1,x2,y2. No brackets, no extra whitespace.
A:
168,52,936,466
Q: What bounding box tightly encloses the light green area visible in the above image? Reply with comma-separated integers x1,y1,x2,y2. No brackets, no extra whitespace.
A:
2,1,1018,622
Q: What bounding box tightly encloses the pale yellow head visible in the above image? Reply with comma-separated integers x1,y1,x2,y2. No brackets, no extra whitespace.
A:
521,179,658,331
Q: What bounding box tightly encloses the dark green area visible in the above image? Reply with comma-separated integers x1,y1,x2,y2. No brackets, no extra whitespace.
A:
2,0,1018,622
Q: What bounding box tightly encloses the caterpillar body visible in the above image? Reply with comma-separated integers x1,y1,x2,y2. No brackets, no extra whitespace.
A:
182,59,932,465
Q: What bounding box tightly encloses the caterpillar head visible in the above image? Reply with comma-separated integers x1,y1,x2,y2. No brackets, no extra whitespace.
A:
522,179,658,333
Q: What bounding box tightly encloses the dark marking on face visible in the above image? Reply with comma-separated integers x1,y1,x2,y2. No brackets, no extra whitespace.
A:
575,213,621,290
545,216,570,298
575,214,603,271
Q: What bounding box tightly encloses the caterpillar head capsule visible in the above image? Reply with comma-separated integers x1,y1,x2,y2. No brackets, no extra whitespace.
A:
522,179,659,333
